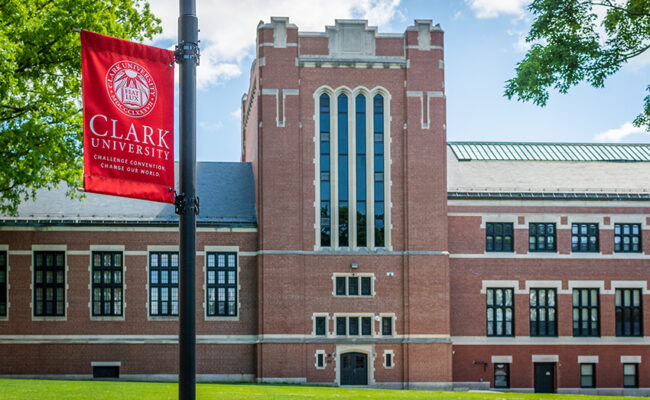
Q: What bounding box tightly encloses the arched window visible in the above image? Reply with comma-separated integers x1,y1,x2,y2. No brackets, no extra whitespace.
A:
355,94,367,247
338,94,349,247
316,88,388,249
373,94,384,247
319,93,331,247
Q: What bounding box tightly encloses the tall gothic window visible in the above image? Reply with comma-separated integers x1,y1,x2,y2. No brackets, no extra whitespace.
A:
319,93,331,247
355,94,367,247
316,89,388,249
338,94,349,247
373,94,385,247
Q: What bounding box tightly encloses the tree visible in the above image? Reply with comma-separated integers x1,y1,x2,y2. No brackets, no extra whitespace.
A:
504,0,650,130
0,0,161,215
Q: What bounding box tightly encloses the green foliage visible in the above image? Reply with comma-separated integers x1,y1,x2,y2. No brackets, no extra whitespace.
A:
0,0,161,215
504,0,650,131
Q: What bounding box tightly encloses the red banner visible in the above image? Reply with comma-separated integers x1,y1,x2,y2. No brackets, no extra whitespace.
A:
82,30,175,203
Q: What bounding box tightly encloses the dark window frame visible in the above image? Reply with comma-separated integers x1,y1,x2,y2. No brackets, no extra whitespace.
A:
494,363,510,389
614,223,641,253
335,315,373,336
319,93,331,247
486,288,514,337
528,223,556,252
337,93,349,247
314,316,327,336
623,364,638,388
206,252,238,317
572,288,600,337
373,93,385,248
316,352,325,368
580,363,596,388
149,252,179,317
384,352,393,368
381,316,393,336
615,288,643,337
571,223,599,253
91,251,123,317
334,275,373,297
0,251,6,317
529,288,558,337
486,223,514,252
34,251,66,317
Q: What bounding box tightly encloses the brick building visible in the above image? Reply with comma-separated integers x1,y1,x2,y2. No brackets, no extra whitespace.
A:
0,18,648,395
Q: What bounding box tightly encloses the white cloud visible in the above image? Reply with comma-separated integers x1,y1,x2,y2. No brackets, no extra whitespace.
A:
149,0,403,88
594,122,644,142
467,0,529,19
231,108,242,119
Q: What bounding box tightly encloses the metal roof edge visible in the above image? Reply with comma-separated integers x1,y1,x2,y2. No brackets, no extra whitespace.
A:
447,192,650,201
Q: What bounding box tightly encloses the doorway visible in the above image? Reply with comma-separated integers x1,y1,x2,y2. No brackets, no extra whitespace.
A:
340,352,368,385
534,363,555,393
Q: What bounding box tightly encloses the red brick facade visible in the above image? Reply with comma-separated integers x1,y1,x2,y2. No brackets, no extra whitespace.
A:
0,18,648,395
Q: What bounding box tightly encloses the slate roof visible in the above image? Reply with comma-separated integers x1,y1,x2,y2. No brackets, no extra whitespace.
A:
1,162,257,227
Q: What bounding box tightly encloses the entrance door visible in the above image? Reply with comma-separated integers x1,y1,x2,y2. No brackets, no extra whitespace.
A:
534,363,555,393
340,352,368,385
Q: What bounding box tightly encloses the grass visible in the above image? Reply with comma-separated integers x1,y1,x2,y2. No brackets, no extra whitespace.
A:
0,379,644,400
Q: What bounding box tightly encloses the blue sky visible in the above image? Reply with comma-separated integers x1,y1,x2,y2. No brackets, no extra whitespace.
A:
147,0,650,162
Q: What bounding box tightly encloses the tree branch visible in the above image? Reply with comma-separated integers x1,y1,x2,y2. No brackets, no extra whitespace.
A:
589,1,650,16
580,43,650,71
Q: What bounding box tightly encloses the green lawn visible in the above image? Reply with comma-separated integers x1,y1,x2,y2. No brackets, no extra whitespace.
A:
0,379,643,400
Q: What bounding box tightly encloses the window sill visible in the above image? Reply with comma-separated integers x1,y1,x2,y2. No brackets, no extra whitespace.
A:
90,316,125,321
205,315,239,322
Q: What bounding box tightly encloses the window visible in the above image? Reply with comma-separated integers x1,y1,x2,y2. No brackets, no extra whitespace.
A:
34,251,65,316
381,316,393,336
334,275,372,297
149,252,179,317
315,350,326,369
486,288,514,336
0,251,6,317
486,223,513,252
315,316,327,336
316,90,388,249
615,289,643,337
572,223,599,252
338,94,349,247
614,224,641,253
573,289,599,337
623,364,638,388
494,363,509,389
384,350,394,368
319,93,331,247
92,251,123,317
580,364,595,388
529,223,556,252
373,94,385,247
206,252,237,317
335,316,372,336
529,288,557,337
93,365,119,379
355,94,367,247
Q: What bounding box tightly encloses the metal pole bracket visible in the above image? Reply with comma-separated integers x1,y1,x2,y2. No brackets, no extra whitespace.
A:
175,42,200,66
174,193,200,215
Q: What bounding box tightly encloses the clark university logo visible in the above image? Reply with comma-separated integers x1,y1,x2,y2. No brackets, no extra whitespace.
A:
106,60,157,118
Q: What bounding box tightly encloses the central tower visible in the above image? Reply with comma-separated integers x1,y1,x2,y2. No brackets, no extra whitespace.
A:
241,17,450,388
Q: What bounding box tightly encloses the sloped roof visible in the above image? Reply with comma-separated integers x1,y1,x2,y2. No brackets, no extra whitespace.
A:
1,162,257,226
449,142,650,162
447,142,650,200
